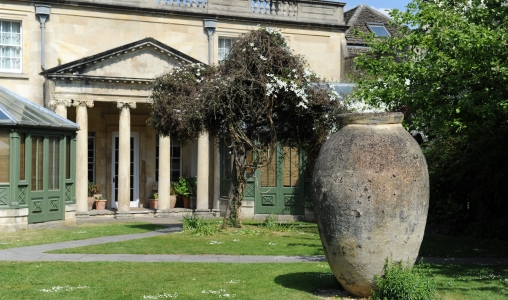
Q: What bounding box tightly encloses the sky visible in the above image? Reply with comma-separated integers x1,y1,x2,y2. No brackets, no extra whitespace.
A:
343,0,411,17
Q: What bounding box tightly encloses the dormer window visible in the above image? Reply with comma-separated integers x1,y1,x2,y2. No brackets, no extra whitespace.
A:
366,23,390,37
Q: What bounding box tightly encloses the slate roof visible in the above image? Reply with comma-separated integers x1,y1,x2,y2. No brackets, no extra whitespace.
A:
0,86,79,131
344,4,396,46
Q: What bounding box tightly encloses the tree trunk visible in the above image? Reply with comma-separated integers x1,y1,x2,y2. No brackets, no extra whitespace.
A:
223,143,247,227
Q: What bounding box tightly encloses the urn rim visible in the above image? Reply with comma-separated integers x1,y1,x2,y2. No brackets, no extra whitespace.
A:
338,112,404,125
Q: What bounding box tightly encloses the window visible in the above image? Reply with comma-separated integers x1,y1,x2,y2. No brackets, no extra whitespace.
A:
218,37,235,62
0,21,22,73
88,132,95,183
366,23,390,37
155,138,182,182
0,130,9,183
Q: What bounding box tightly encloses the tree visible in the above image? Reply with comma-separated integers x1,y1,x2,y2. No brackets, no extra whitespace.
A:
354,0,508,239
149,27,346,227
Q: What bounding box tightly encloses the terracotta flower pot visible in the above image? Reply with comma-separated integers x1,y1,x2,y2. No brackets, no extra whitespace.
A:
312,112,429,297
148,199,158,209
95,200,107,210
88,197,95,210
182,196,189,208
170,195,177,209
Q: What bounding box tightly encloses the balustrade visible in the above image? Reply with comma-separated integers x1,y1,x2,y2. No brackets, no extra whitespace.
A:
157,0,207,8
252,0,297,17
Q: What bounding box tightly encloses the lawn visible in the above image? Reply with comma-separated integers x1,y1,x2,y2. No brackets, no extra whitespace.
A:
0,261,507,300
0,222,166,250
49,221,508,258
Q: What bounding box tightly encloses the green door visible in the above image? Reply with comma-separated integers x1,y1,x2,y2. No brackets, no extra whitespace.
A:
28,135,64,223
255,145,305,215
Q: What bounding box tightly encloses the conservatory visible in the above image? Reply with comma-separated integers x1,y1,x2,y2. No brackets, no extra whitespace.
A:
0,86,78,231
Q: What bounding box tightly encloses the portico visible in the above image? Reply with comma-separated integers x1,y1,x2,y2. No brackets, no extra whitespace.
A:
43,38,216,218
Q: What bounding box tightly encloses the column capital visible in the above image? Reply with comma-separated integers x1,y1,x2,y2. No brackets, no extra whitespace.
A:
117,101,137,109
49,98,72,108
72,100,94,108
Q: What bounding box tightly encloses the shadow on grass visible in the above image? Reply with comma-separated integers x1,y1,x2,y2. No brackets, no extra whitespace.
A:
420,234,508,258
285,243,324,255
124,223,183,233
430,264,508,298
274,272,343,293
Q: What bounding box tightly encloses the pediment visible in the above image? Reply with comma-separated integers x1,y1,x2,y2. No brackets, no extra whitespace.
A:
43,38,203,81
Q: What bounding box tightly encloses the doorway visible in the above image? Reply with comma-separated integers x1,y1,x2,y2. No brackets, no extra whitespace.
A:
111,132,139,208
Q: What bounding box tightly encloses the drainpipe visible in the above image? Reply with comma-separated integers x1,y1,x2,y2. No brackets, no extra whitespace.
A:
203,19,217,65
35,5,51,71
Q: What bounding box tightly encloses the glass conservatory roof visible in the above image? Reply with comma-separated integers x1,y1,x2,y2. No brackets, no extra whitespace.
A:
0,85,79,131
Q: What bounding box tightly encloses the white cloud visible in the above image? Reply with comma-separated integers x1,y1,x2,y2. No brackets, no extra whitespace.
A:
372,6,393,17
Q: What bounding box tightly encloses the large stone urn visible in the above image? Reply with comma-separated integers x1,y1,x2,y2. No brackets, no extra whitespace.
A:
312,112,429,297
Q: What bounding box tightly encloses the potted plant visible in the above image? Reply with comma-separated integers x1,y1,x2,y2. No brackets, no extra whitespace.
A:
186,176,197,209
88,182,99,211
173,176,190,208
148,192,158,209
170,182,177,209
95,195,107,210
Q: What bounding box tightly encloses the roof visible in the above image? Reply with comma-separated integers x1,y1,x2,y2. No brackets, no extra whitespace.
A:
344,4,395,46
42,37,203,83
0,86,79,131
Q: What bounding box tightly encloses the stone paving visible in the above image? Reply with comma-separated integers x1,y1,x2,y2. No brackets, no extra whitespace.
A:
2,216,508,265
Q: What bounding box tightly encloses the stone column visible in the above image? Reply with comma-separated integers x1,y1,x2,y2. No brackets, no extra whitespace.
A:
196,133,209,210
155,134,171,217
49,99,72,118
213,140,221,211
115,101,136,219
73,100,94,219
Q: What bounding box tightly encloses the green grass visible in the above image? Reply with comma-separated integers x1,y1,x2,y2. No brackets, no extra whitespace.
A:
0,222,165,250
51,222,323,255
0,261,506,299
432,264,508,300
0,261,340,300
50,221,508,259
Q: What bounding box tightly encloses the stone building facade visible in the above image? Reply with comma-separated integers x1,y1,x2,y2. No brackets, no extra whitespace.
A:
343,4,397,80
0,0,348,229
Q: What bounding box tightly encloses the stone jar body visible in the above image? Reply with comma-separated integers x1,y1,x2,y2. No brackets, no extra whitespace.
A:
312,112,429,297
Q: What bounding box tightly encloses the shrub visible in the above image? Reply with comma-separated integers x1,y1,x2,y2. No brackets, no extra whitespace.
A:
182,214,202,230
262,214,278,229
372,259,436,300
182,214,220,236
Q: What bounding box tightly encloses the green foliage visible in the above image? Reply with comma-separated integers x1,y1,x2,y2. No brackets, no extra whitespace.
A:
260,214,295,232
354,0,508,239
372,259,436,300
170,182,176,196
182,214,220,236
88,182,99,197
182,214,202,230
173,177,191,197
262,214,279,229
185,176,197,196
150,27,348,226
148,193,158,199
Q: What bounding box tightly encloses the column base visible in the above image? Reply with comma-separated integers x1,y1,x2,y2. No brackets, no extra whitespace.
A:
154,210,171,218
115,212,134,219
75,212,90,219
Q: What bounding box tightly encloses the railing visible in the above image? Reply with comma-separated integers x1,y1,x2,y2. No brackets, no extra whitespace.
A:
71,0,344,27
251,0,298,17
157,0,207,8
